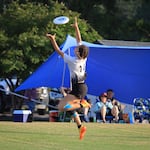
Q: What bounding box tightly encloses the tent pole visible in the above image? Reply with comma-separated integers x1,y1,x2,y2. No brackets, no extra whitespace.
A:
0,88,58,109
61,48,72,89
68,47,72,90
61,61,66,87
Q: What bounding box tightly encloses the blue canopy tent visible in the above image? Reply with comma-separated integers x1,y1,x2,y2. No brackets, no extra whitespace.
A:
15,35,150,104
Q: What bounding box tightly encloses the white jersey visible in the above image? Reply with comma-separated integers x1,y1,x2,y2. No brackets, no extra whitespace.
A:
64,53,87,83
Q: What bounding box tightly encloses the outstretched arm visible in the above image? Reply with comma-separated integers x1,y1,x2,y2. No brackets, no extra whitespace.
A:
46,33,64,57
72,17,82,44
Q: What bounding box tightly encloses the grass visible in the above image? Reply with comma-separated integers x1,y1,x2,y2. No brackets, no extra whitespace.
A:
0,122,150,150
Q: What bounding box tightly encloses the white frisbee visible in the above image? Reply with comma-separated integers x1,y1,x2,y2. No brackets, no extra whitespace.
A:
53,16,69,25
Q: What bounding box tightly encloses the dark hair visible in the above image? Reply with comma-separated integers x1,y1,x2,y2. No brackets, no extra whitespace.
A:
87,99,91,104
78,45,89,59
107,89,114,93
99,92,107,100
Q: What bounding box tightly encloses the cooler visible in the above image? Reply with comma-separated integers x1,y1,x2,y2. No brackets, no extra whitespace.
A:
49,110,59,122
13,110,32,122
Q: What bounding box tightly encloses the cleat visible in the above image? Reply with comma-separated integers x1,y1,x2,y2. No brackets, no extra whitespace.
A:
80,99,91,108
79,126,87,140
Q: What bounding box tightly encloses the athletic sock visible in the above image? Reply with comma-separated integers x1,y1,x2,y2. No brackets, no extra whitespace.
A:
78,124,82,129
64,103,72,109
80,103,83,108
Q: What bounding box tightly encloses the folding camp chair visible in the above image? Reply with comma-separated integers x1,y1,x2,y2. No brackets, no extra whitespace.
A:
133,98,150,123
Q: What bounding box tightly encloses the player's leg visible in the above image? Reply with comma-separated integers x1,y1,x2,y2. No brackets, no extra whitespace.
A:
62,83,91,111
71,83,89,140
111,105,119,122
58,94,79,111
72,111,87,140
58,84,89,140
58,94,91,111
100,105,107,123
57,96,88,140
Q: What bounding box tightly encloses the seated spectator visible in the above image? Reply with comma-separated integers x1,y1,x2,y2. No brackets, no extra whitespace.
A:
24,88,38,112
107,89,121,108
78,98,91,122
106,89,124,121
94,92,119,123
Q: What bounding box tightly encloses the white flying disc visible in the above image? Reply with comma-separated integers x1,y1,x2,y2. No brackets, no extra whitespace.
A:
53,16,69,25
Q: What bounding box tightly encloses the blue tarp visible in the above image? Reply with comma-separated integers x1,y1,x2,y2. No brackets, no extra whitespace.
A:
15,35,150,104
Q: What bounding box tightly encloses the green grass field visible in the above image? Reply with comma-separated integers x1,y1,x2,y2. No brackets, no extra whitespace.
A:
0,122,150,150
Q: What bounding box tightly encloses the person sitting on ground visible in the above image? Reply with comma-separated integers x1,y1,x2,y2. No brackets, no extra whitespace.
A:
94,92,119,123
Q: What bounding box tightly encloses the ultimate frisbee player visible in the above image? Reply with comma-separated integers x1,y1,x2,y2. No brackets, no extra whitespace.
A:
46,17,91,140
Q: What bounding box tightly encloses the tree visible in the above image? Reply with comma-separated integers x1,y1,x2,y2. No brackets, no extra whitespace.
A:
59,0,150,41
0,1,102,110
0,1,101,83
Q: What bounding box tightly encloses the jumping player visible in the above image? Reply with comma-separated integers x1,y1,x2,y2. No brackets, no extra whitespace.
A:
46,17,91,140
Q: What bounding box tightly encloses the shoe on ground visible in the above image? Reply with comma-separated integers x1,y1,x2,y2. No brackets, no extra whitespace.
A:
79,125,87,140
80,99,91,108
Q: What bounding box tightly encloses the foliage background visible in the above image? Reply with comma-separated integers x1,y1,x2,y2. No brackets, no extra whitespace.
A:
0,0,101,85
0,0,149,91
59,0,150,41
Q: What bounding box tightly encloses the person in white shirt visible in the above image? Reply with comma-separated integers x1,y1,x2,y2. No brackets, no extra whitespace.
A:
107,89,122,122
46,17,91,140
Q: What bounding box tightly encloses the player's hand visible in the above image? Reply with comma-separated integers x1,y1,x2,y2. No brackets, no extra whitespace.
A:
46,33,56,40
71,17,78,28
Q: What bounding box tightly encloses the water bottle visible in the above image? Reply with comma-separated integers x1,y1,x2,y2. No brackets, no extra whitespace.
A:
128,111,134,124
